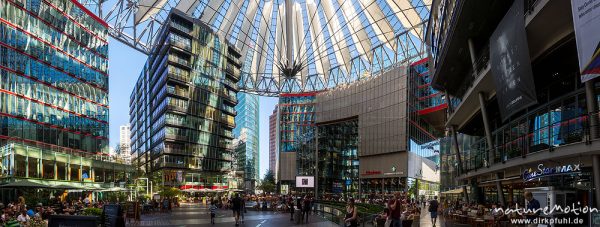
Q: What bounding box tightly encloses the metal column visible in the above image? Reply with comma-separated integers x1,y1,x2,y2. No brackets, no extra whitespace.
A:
585,80,598,139
467,38,478,70
585,79,600,207
450,126,468,203
478,92,494,165
478,92,505,206
315,127,319,198
593,156,600,207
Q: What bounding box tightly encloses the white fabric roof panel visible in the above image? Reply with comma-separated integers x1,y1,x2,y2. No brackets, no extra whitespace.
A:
135,0,169,24
116,0,430,93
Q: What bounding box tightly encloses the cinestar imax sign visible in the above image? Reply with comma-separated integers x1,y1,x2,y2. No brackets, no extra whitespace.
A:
522,164,582,181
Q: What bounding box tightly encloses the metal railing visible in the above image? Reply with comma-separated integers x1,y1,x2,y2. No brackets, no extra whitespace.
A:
447,44,490,115
313,202,382,227
459,110,600,173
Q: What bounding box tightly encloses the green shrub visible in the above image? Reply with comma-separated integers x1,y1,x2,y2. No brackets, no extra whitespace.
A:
81,207,103,216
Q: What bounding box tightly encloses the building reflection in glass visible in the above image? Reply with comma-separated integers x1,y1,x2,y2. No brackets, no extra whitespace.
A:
317,119,359,197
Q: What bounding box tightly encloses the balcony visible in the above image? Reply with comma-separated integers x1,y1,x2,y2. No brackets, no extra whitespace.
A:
167,89,188,98
167,104,187,113
222,79,239,91
221,130,234,139
170,40,191,52
456,91,600,179
225,65,241,81
168,55,191,69
165,133,187,141
168,73,189,84
445,45,495,129
170,21,192,34
226,54,242,67
221,105,236,115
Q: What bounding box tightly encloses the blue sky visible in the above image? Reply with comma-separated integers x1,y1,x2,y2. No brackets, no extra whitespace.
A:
108,38,277,179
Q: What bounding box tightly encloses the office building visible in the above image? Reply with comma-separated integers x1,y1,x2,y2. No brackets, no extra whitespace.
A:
119,124,131,154
278,93,317,194
232,92,259,191
269,105,278,178
129,9,241,190
0,0,131,200
274,59,444,198
314,60,443,198
430,0,600,214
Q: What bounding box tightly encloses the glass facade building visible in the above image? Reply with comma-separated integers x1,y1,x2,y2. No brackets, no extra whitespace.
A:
406,59,443,200
0,0,130,195
129,10,241,190
317,119,359,196
278,93,317,188
306,59,443,199
232,92,259,191
0,0,110,155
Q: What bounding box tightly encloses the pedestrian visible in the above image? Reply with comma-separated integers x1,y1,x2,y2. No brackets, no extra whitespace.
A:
344,198,358,227
232,194,243,226
524,191,540,227
302,196,311,223
209,200,217,224
241,195,246,223
428,196,439,227
388,192,403,227
288,196,295,221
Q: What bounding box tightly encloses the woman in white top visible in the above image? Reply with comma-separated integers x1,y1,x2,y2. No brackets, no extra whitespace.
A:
17,210,30,224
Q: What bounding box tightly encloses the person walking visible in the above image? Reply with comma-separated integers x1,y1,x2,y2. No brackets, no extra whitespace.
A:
302,196,311,223
388,192,403,227
288,196,295,221
231,194,242,226
428,196,439,227
209,201,217,224
344,198,358,227
241,196,246,223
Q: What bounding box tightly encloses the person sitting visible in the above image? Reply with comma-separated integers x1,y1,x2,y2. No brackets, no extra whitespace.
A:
374,208,389,227
17,210,30,225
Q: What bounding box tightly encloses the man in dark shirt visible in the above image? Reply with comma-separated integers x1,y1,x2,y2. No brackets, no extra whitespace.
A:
429,196,439,227
524,191,540,222
388,192,403,227
288,196,295,221
302,196,311,223
231,194,242,226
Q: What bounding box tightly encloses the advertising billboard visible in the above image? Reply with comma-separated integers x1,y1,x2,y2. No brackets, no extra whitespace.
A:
490,0,537,121
572,0,600,82
295,176,315,188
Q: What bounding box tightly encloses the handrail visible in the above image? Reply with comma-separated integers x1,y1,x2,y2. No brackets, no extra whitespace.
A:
447,44,490,115
458,110,600,173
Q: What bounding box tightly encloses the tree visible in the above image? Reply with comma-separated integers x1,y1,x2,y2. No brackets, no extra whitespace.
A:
113,143,122,155
257,170,276,194
257,181,276,194
263,169,275,184
158,186,181,199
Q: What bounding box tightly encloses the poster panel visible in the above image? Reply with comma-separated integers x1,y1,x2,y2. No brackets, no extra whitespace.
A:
490,0,537,121
572,0,600,82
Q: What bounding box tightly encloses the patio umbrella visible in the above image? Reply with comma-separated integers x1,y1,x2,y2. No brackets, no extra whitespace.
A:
101,187,129,192
83,185,104,191
0,180,52,188
51,184,84,190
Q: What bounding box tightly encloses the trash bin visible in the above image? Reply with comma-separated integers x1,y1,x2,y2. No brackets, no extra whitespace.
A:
295,209,303,224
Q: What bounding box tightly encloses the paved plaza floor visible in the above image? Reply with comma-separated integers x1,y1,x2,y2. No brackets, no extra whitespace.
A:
128,203,337,227
128,203,445,227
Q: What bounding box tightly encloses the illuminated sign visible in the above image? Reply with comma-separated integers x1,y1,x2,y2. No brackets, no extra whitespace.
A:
295,176,315,188
361,170,382,176
522,163,581,181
